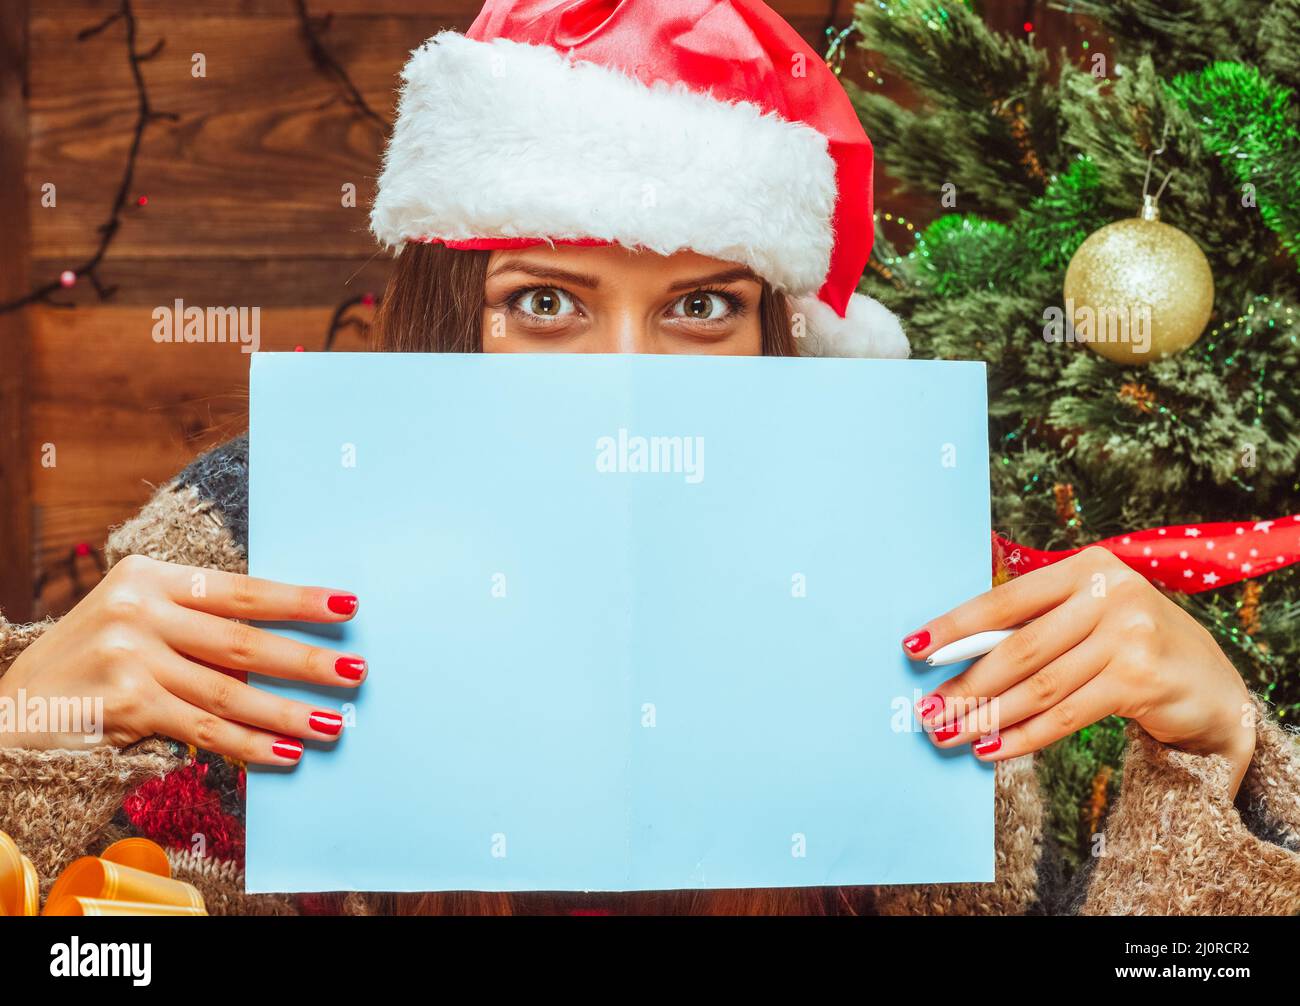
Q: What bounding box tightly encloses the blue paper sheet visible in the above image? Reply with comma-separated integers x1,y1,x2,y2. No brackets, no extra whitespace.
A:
246,353,993,893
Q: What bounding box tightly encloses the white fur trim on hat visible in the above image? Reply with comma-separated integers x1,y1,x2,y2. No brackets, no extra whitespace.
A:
371,32,839,296
792,292,910,359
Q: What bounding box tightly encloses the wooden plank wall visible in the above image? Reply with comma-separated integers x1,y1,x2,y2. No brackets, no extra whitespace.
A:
4,0,1082,619
0,2,34,621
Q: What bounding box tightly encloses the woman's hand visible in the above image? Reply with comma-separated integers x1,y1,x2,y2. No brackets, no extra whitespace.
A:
903,546,1257,798
0,554,367,765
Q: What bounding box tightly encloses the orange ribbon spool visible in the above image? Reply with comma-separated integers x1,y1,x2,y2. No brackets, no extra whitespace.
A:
0,830,206,916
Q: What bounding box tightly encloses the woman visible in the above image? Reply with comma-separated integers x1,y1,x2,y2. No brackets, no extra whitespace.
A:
3,0,1300,915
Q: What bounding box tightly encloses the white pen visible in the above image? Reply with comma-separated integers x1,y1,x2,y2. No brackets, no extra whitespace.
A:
925,624,1028,667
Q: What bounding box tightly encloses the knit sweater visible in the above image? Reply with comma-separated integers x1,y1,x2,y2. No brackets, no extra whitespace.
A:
4,436,1300,915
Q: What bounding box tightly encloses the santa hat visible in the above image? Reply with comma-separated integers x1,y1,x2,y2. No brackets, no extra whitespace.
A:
370,0,908,360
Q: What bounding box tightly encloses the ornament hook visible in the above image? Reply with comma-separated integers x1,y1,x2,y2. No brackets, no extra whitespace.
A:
1141,121,1175,220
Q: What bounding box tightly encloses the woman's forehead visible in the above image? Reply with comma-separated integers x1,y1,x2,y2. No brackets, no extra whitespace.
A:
486,244,759,284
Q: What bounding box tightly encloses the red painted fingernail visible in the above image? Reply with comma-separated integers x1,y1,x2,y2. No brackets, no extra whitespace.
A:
327,593,358,615
310,711,343,736
916,693,944,720
272,737,303,761
335,656,366,681
973,734,1003,756
933,720,961,742
902,630,930,653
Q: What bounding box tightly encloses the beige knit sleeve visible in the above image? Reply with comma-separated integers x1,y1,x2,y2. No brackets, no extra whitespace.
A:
0,739,182,897
1081,693,1300,915
0,612,55,673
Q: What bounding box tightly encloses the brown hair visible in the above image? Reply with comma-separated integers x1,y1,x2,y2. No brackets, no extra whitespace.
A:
361,241,849,915
372,240,798,355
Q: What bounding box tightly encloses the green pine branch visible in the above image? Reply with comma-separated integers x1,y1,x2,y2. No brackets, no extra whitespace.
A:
847,0,1300,869
1168,62,1300,267
848,0,1064,214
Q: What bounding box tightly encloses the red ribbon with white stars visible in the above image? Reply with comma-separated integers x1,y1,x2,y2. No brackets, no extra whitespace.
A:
993,515,1300,594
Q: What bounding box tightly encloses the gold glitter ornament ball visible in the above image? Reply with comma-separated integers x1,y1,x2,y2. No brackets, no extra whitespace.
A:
1062,200,1214,365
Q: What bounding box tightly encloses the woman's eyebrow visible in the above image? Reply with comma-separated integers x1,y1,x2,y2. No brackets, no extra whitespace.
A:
666,266,759,292
486,258,602,288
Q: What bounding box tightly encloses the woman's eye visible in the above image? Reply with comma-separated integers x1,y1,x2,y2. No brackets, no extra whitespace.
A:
672,292,733,321
514,287,575,319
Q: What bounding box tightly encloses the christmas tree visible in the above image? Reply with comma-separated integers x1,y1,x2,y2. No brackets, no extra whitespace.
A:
844,0,1300,867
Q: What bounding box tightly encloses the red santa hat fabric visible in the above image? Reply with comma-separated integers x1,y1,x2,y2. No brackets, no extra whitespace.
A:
370,0,908,359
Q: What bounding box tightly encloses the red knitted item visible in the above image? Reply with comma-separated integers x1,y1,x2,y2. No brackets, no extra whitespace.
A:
123,758,245,863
